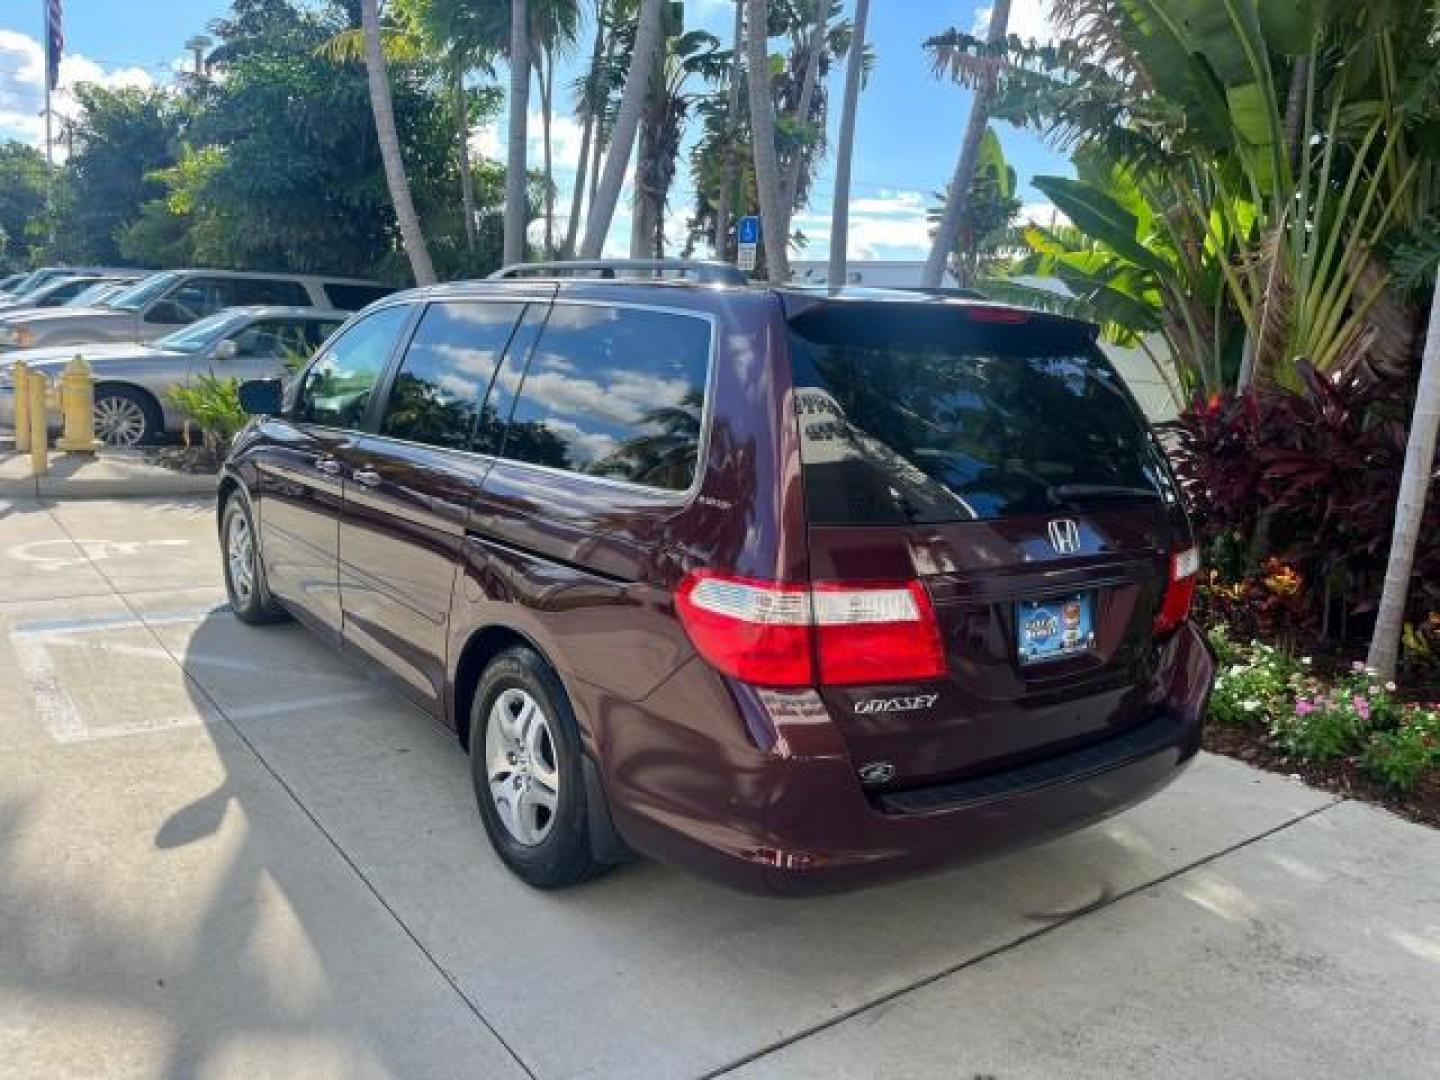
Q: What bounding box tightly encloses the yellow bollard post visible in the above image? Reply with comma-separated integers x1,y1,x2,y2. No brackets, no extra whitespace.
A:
12,360,30,453
56,355,102,454
27,371,48,477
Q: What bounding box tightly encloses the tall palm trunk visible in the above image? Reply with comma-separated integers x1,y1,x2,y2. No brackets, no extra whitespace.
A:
1368,278,1440,679
361,0,436,285
713,0,744,259
779,1,828,231
922,0,1010,288
454,57,477,254
581,0,666,258
540,48,556,256
505,0,531,266
745,0,789,281
827,0,868,288
564,2,608,259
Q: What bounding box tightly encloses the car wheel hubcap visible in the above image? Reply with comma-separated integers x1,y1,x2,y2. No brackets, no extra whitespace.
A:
484,688,559,846
94,397,146,446
226,513,255,606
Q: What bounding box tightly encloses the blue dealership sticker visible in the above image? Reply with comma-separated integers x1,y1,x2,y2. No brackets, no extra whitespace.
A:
1017,593,1095,663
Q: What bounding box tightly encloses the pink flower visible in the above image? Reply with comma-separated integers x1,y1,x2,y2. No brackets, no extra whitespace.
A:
1294,699,1316,716
1353,696,1371,721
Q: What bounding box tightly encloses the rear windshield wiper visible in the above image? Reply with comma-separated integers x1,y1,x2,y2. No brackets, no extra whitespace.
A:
1047,483,1161,504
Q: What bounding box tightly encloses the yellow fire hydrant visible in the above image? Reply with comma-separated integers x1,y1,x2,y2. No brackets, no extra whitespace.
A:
56,355,102,454
27,370,48,476
12,360,30,453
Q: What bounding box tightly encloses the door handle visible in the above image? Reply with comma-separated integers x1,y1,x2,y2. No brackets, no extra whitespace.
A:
352,467,383,488
315,456,342,477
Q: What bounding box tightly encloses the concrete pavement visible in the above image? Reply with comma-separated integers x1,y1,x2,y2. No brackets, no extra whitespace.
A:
1,495,1437,1079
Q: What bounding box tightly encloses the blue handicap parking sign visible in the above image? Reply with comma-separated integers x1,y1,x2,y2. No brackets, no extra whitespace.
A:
737,216,761,245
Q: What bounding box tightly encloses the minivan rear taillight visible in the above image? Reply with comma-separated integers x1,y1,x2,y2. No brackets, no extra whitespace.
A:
674,571,947,688
1153,547,1200,635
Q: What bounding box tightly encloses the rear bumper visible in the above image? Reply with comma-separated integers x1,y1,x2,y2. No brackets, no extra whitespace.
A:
597,622,1212,895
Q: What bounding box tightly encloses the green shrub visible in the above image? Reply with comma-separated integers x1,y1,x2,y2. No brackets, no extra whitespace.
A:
1361,710,1440,793
168,372,248,458
1269,664,1400,760
1208,638,1302,728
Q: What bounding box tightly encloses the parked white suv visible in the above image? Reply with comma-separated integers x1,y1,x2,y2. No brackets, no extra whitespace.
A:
0,269,390,352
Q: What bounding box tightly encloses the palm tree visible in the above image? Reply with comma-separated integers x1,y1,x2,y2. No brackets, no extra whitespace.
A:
632,29,723,258
360,0,437,284
922,0,1010,288
779,0,829,224
580,0,666,258
562,0,611,258
827,0,868,287
505,0,531,265
713,0,744,258
744,0,788,281
1368,276,1440,679
531,0,581,257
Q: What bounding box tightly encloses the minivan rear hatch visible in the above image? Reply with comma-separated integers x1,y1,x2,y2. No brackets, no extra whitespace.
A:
786,295,1187,786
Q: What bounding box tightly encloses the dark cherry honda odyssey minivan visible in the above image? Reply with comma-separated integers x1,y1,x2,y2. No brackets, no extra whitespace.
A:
219,261,1214,894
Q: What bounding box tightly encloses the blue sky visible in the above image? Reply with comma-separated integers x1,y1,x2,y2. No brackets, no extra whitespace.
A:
0,0,1071,261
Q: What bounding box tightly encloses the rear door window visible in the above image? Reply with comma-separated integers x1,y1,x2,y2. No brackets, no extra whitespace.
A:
790,309,1167,524
324,283,394,309
500,304,711,491
378,301,524,451
227,278,313,307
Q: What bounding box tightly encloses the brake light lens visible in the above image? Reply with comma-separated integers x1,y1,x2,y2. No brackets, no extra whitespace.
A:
1154,546,1200,635
674,571,947,687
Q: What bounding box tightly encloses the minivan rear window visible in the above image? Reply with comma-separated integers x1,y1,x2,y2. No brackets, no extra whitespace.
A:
789,312,1166,525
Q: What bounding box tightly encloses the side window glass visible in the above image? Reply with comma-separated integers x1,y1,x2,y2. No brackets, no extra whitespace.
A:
230,278,312,306
474,304,548,456
295,305,410,429
232,319,317,360
146,279,211,324
502,305,711,491
379,301,522,451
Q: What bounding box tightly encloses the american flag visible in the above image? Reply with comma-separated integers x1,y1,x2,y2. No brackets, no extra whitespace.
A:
45,0,63,92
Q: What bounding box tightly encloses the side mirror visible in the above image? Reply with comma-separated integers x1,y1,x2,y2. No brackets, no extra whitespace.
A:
212,339,238,361
237,378,283,416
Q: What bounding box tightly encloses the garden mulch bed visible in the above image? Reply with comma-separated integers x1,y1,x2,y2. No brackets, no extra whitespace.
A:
1205,723,1440,829
142,445,222,475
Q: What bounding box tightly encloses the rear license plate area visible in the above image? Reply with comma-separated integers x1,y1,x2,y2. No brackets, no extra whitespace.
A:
1017,593,1095,665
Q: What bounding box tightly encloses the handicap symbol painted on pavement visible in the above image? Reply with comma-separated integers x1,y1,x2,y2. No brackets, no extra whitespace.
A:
7,538,190,571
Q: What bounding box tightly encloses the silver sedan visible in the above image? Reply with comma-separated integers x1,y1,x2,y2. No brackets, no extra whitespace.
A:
0,306,347,447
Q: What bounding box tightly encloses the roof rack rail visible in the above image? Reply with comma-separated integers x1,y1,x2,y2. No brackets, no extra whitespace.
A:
489,259,748,286
898,286,990,300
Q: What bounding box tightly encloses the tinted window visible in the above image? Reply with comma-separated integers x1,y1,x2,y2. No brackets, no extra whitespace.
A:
501,305,711,491
324,283,394,310
790,320,1167,524
295,305,410,428
231,318,340,362
228,278,312,306
379,301,522,450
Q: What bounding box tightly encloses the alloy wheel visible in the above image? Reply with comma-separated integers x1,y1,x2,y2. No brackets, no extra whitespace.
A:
93,396,147,446
484,688,560,846
226,511,255,607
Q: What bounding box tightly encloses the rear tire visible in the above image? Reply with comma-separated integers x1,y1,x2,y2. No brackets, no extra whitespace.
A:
221,495,288,625
470,647,609,889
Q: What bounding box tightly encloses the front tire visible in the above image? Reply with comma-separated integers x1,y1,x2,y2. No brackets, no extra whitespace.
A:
470,647,608,889
221,495,288,625
93,385,160,447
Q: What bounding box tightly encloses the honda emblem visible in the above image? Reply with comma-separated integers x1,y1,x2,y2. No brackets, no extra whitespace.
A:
1047,519,1081,555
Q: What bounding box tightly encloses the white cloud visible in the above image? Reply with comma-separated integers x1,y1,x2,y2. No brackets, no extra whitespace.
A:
1017,200,1069,230
0,30,155,158
791,188,936,261
973,0,1056,42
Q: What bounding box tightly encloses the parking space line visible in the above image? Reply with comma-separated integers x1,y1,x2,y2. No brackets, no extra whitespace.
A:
10,630,84,743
